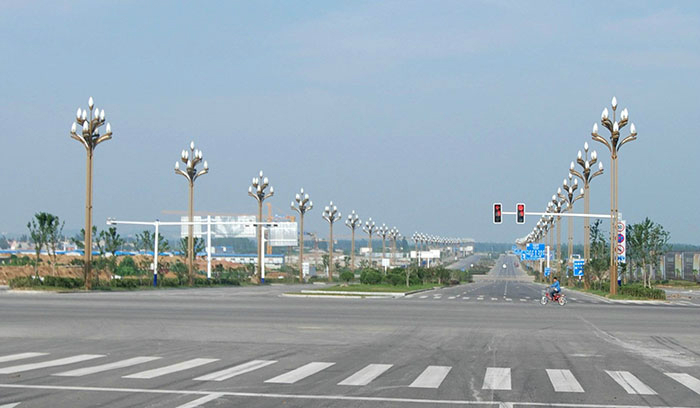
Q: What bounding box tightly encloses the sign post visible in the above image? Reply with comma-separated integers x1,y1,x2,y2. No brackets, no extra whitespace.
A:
616,220,626,264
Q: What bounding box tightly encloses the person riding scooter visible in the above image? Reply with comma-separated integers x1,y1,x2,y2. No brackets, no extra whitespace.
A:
547,277,561,299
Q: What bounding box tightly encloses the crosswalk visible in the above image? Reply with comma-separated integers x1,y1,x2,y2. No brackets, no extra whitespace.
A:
1,351,699,399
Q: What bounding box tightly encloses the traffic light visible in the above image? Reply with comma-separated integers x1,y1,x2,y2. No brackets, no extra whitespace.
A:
516,203,525,224
493,203,502,224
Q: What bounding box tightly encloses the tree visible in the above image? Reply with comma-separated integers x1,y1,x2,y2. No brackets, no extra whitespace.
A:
71,226,97,251
588,219,609,290
45,214,64,276
627,218,670,288
101,227,124,257
135,230,170,254
27,213,49,277
0,236,9,250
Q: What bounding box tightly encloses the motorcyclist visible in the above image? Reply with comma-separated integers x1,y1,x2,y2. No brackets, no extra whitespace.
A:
548,277,561,299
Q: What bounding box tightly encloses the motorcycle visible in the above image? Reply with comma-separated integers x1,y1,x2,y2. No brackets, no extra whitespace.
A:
541,290,567,306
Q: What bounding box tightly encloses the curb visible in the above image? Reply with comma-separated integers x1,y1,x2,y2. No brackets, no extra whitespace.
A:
281,293,388,299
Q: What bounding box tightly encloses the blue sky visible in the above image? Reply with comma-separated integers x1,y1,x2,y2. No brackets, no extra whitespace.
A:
1,1,699,243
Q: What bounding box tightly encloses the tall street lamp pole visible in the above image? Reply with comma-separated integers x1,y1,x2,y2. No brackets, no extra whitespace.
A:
389,227,400,266
345,211,361,272
591,96,637,295
291,188,312,282
70,97,113,290
377,224,389,269
322,202,341,282
248,171,274,284
549,196,565,278
174,141,209,285
570,143,604,287
363,218,376,265
560,175,584,282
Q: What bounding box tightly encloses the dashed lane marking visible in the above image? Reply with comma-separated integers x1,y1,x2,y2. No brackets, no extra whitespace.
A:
0,353,48,364
546,369,584,393
265,362,335,384
409,366,452,389
606,370,656,395
665,373,700,395
338,364,392,386
0,355,104,375
174,393,224,408
194,360,277,382
54,356,162,377
123,359,219,379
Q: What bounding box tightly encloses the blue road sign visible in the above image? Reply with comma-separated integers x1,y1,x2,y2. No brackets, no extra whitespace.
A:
544,267,551,277
573,260,585,277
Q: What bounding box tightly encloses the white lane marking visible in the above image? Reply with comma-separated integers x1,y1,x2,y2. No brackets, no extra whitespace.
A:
482,367,511,390
665,373,700,395
477,297,484,300
195,360,277,382
525,297,531,299
123,358,219,379
0,403,21,408
409,366,451,389
265,362,335,384
605,370,656,395
0,354,104,374
174,393,224,408
54,356,162,377
520,299,527,302
448,296,456,299
491,298,498,301
2,383,696,408
546,369,584,392
505,298,512,302
463,297,470,300
338,364,392,386
571,298,578,301
0,352,48,364
419,296,428,299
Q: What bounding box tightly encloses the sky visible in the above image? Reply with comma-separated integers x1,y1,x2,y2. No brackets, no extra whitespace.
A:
1,0,699,244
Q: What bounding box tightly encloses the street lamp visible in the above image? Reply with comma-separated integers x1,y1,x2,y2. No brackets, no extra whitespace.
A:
174,141,209,285
412,232,421,266
322,202,341,281
70,97,113,289
570,143,604,282
377,224,390,270
559,176,584,278
363,218,376,265
291,188,313,282
388,227,400,266
248,170,274,284
549,195,565,277
592,96,637,295
345,210,361,272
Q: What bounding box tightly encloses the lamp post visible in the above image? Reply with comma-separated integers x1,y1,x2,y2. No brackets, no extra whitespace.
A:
174,141,209,285
322,202,341,281
570,143,604,287
412,232,421,266
291,188,313,282
591,96,637,295
388,227,400,266
559,176,584,282
345,210,361,272
363,218,376,265
70,97,113,290
377,224,389,270
549,196,565,277
248,171,274,284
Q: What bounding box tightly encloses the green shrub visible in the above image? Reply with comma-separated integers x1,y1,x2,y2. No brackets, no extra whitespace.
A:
619,284,666,300
9,276,40,288
116,256,140,276
383,272,403,286
160,278,180,287
360,268,382,284
339,270,354,283
44,276,84,288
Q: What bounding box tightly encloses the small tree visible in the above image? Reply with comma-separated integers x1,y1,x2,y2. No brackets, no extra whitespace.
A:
45,214,65,276
588,219,609,290
27,213,49,278
627,218,670,288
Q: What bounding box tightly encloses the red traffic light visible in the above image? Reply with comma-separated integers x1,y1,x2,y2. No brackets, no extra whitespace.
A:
493,203,502,224
516,203,525,224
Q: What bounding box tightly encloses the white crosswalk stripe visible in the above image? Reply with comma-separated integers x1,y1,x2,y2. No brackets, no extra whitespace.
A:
0,403,21,408
482,367,511,390
174,393,224,408
665,373,700,395
54,356,162,377
546,369,584,392
195,360,277,381
0,354,104,374
265,362,335,384
123,358,219,379
409,365,452,389
606,370,656,395
0,352,48,364
338,364,392,386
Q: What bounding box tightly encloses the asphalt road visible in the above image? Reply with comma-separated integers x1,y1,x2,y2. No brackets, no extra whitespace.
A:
1,258,699,408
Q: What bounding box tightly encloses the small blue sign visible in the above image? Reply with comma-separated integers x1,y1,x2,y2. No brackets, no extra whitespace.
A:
573,260,585,277
544,267,551,277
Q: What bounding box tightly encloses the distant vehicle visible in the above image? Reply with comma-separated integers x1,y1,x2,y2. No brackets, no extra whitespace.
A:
502,264,507,269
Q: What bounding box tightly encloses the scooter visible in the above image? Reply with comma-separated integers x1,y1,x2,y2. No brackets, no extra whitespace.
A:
541,290,567,306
